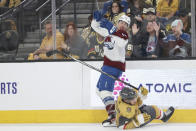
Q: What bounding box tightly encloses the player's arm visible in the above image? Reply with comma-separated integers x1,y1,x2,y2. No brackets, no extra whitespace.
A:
91,10,110,37
91,11,117,36
122,113,151,130
138,87,148,100
91,19,110,37
115,97,137,127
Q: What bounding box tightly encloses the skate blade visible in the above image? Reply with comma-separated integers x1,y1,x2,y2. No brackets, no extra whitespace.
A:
102,122,117,127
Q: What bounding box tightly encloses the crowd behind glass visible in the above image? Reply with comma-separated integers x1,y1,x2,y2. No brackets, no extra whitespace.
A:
0,0,193,60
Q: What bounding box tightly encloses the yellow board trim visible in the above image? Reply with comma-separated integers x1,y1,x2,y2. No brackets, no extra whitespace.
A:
0,109,196,123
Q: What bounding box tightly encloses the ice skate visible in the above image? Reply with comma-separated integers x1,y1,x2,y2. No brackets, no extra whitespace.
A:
161,106,175,122
102,114,116,127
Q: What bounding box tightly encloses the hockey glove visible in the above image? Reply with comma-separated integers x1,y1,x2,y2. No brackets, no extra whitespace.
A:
121,113,151,129
93,10,102,21
102,0,113,15
100,18,117,34
139,86,148,96
135,113,151,127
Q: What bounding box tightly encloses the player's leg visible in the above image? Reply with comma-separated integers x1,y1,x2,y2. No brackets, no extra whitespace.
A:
140,105,175,125
96,65,122,127
150,105,175,122
96,88,116,126
138,105,157,127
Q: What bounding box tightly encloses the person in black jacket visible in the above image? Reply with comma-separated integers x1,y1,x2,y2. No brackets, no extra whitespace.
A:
131,21,164,58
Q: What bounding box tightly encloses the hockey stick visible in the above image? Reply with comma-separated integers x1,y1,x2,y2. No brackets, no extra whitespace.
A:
46,50,139,90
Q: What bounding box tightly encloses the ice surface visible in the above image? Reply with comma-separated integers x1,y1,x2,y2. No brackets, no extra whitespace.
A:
0,123,196,131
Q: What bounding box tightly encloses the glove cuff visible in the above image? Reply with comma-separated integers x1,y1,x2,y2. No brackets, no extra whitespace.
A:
109,26,117,34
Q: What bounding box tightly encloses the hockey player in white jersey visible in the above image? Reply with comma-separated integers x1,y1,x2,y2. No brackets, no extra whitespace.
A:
91,11,130,127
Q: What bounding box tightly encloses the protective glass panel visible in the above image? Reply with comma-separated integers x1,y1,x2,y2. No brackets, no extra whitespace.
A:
0,0,195,61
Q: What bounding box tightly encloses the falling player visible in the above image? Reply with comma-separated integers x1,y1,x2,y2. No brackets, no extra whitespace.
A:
91,11,130,126
116,87,175,129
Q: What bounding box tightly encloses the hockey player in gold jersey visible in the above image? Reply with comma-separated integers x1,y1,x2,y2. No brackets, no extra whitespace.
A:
116,87,175,129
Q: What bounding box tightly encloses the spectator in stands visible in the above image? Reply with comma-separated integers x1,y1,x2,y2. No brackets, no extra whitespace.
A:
141,7,168,57
29,21,64,60
131,21,162,58
103,0,127,26
87,32,104,59
144,0,157,7
156,0,179,20
0,19,19,51
143,7,156,22
81,14,95,46
61,22,88,59
163,19,191,58
0,0,20,49
142,7,166,36
127,0,144,27
177,8,191,34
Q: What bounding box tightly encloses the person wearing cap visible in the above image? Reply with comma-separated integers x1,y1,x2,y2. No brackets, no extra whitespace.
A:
163,19,191,58
91,11,130,127
143,7,156,21
141,7,166,30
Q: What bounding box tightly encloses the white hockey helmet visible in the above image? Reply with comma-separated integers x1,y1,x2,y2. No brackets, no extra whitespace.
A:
118,15,131,27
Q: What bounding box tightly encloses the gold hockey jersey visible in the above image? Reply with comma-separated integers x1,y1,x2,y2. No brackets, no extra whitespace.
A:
115,96,143,126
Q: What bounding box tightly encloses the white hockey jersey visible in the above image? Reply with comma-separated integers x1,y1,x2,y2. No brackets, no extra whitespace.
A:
91,19,129,71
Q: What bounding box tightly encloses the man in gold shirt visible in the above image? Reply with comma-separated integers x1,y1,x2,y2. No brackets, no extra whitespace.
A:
156,0,179,19
115,87,175,129
29,21,64,60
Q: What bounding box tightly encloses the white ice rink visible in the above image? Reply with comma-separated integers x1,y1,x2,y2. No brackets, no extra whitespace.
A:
0,123,196,131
